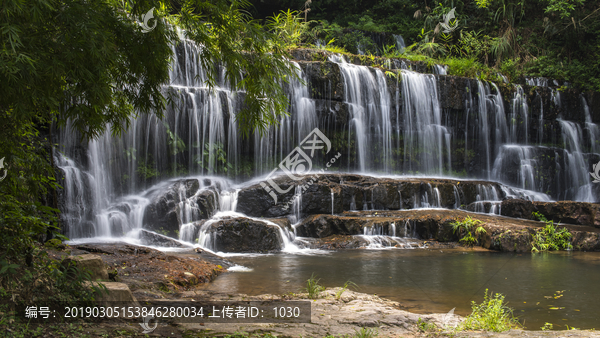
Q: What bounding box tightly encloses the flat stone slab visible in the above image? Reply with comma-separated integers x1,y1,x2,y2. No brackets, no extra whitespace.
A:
177,289,600,337
62,254,109,281
85,281,138,307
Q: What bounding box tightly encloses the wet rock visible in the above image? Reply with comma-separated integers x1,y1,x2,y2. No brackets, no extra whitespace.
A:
236,173,505,218
296,214,365,238
203,217,283,253
142,179,218,236
501,199,600,227
296,209,600,252
138,229,191,248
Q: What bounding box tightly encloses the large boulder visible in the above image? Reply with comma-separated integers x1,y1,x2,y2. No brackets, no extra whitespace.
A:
142,179,218,236
236,173,506,217
202,217,284,253
86,282,139,308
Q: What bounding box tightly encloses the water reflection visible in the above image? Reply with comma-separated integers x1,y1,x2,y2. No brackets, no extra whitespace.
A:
200,249,600,330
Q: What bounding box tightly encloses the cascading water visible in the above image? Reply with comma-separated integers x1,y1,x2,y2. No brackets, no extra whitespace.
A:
559,119,594,201
254,62,318,175
55,37,600,253
401,70,450,175
393,34,405,53
328,54,392,172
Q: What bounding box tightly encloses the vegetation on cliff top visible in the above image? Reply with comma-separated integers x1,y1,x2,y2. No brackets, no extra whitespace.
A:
250,0,600,91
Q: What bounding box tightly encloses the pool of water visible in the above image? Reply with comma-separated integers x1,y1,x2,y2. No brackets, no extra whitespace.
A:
200,248,600,330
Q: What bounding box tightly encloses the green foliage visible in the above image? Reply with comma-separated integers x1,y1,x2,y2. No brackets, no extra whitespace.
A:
1,249,103,306
531,212,573,252
452,216,487,246
335,280,358,300
164,123,186,156
177,0,300,136
197,142,234,175
267,9,310,48
0,0,300,307
459,289,521,332
544,0,586,19
352,327,378,338
541,322,554,330
304,273,325,299
136,160,160,180
417,318,438,332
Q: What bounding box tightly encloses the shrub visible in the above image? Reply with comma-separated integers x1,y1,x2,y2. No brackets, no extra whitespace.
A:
531,212,572,252
304,273,324,299
459,289,521,332
451,216,487,246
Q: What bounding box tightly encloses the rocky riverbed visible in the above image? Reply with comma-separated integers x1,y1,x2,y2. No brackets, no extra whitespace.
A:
47,242,600,337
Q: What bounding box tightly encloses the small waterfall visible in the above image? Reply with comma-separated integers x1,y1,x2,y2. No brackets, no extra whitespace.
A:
359,223,419,249
432,187,441,207
393,34,405,53
538,95,544,145
331,189,334,215
511,85,529,144
56,153,93,238
432,64,448,75
401,70,450,175
472,184,501,214
475,81,508,179
219,189,239,212
254,62,317,175
552,89,562,108
492,145,538,191
526,77,548,87
582,96,600,154
350,194,357,211
329,54,393,172
558,120,594,202
193,212,298,252
453,185,461,209
290,186,303,225
398,190,403,209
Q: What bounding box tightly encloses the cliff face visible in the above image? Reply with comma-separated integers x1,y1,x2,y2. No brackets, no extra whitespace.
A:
285,49,600,201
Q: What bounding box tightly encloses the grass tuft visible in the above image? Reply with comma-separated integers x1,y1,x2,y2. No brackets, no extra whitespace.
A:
459,289,520,332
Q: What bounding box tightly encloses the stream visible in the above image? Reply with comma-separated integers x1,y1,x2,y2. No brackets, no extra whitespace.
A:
199,248,600,330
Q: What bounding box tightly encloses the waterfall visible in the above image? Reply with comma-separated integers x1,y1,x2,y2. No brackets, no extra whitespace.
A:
254,62,317,175
452,185,461,209
331,189,334,215
56,36,600,249
538,95,544,145
432,187,441,207
328,54,393,172
472,184,501,214
583,96,600,154
56,153,94,238
401,70,450,175
290,186,303,225
510,85,529,144
432,64,448,75
526,77,548,87
559,120,594,202
393,34,405,53
219,189,239,212
492,145,538,191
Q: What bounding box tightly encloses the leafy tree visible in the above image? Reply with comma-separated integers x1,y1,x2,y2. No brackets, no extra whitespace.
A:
0,0,299,301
